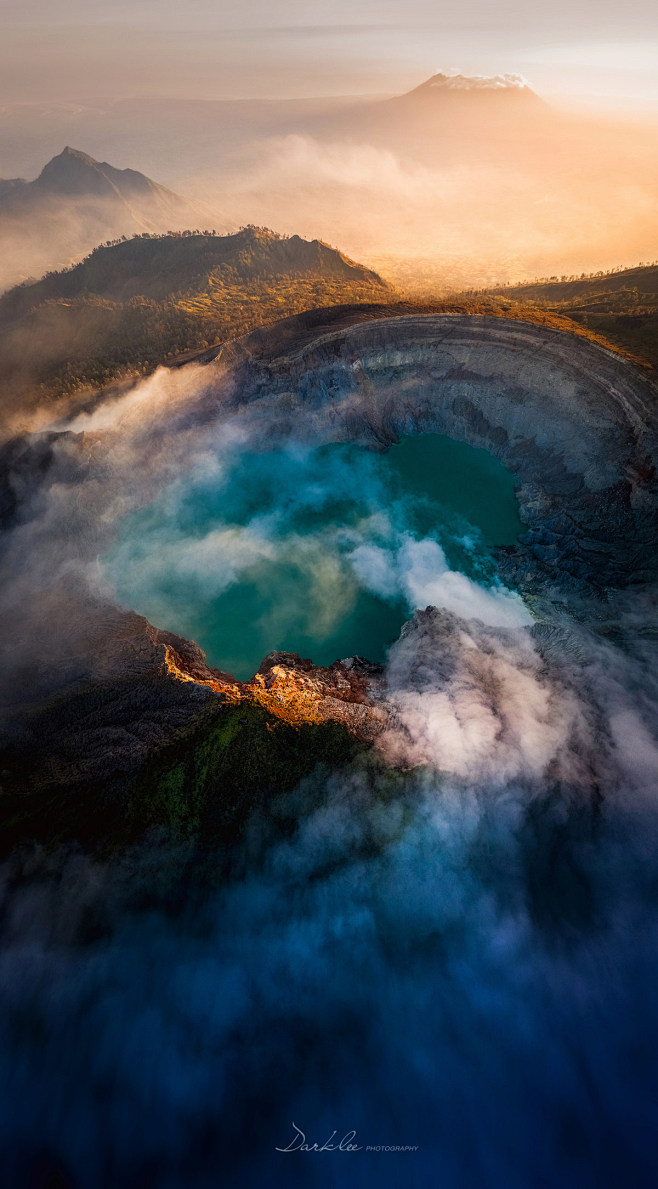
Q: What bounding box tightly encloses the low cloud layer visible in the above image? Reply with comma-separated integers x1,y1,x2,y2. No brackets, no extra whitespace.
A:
202,118,658,286
1,628,658,1185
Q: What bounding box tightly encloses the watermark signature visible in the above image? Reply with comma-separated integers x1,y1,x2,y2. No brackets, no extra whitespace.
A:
275,1122,419,1154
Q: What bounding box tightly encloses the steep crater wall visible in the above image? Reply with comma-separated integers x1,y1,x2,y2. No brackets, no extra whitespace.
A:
209,313,658,596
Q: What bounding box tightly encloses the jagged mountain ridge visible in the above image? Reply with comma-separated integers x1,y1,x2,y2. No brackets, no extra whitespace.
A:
0,145,213,221
0,147,228,293
0,80,648,296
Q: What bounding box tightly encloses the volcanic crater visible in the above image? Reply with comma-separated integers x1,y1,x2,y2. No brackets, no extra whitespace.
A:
1,306,656,848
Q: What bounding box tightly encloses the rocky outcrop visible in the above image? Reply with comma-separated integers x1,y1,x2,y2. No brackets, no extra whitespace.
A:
161,633,387,737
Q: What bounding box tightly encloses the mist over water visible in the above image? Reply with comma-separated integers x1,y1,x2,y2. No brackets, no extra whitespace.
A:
103,433,525,678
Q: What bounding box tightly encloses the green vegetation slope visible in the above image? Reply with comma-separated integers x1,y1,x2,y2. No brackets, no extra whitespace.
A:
0,227,391,420
480,262,658,369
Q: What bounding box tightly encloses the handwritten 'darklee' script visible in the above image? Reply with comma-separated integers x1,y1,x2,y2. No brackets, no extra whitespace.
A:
275,1122,419,1154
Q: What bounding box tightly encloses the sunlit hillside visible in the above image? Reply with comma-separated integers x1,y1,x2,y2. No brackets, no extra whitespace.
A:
479,263,658,368
0,227,391,428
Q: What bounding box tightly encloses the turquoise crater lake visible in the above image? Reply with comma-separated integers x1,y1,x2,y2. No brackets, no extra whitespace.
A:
103,434,526,680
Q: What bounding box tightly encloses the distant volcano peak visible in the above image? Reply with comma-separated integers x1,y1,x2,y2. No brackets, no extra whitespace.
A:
419,72,532,92
390,71,545,116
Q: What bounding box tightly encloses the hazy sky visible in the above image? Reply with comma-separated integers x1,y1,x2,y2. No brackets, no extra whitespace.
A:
1,0,657,107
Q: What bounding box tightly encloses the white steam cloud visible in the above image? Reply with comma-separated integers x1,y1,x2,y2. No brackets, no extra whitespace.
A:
351,534,530,628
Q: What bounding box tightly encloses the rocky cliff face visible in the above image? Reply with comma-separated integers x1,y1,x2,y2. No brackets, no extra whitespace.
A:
1,307,656,842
